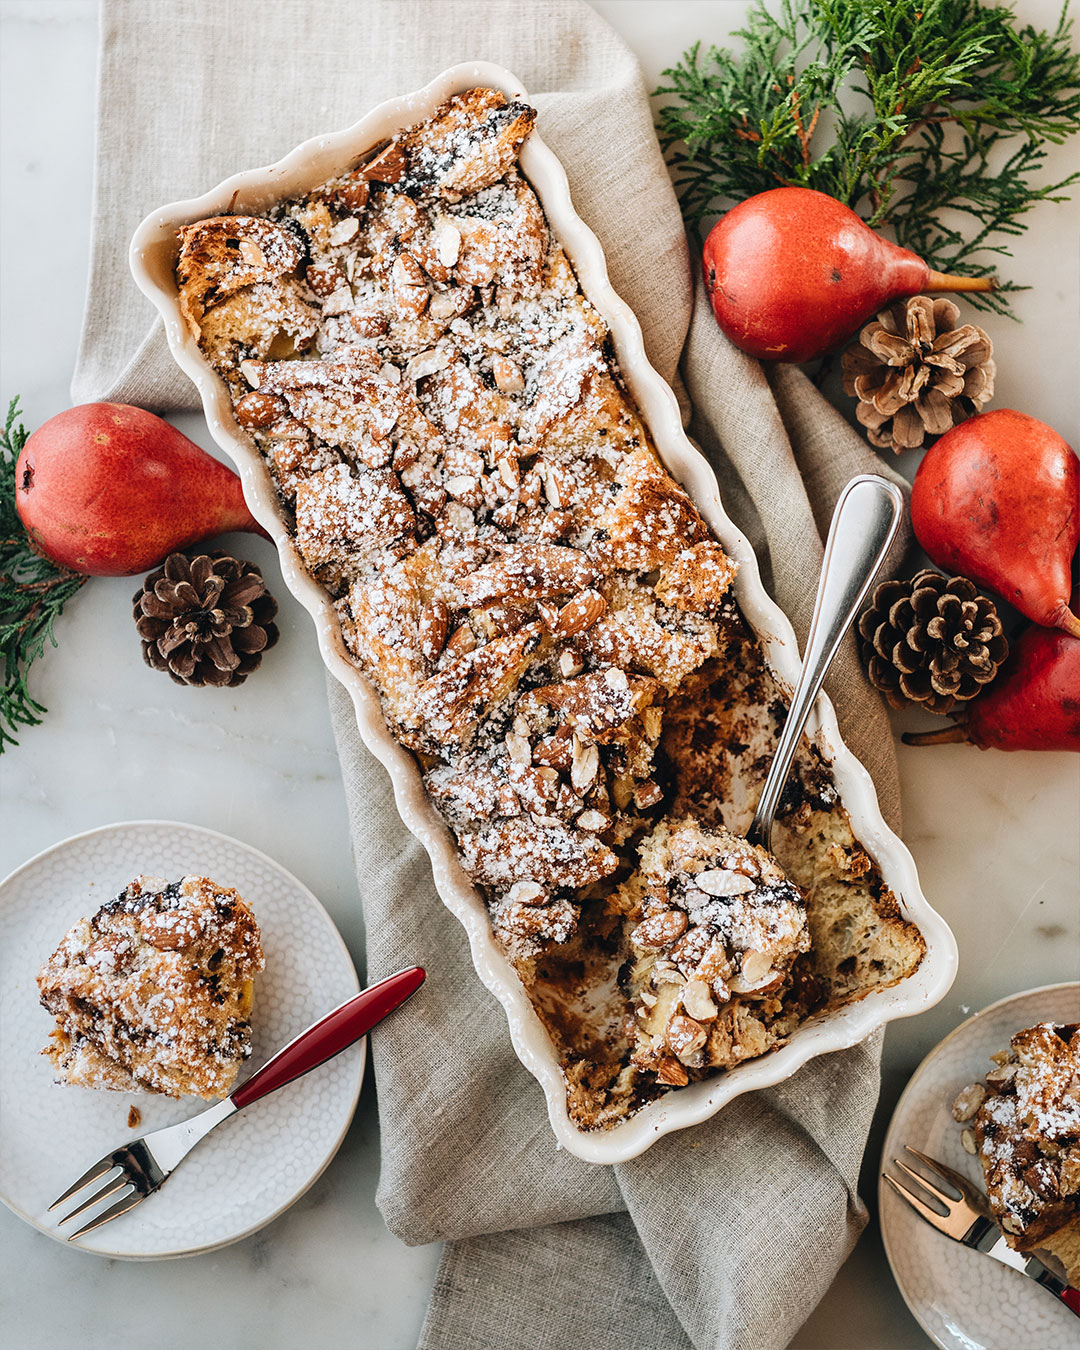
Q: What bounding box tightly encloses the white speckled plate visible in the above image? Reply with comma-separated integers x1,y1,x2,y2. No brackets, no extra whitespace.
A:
880,983,1080,1349
0,821,364,1259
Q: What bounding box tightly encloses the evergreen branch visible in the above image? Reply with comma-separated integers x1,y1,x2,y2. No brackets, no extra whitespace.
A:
0,399,86,751
656,0,1080,315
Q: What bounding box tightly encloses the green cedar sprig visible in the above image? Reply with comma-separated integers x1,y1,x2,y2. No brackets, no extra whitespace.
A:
656,0,1080,314
0,399,86,751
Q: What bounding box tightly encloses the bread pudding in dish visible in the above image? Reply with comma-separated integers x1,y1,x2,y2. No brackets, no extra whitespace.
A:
38,875,264,1099
173,87,924,1128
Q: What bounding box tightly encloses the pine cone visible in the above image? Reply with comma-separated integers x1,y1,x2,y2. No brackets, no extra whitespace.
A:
857,569,1008,715
842,296,995,453
134,551,279,688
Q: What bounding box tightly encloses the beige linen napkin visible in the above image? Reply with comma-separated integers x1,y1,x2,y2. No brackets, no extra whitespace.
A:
79,3,911,1346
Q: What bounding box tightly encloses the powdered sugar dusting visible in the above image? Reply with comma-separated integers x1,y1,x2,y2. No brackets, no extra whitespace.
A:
37,875,265,1099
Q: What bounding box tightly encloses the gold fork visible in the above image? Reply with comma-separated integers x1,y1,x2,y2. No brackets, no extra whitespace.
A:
884,1145,1080,1320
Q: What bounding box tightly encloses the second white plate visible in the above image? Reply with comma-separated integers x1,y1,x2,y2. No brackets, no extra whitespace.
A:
0,820,364,1259
880,982,1080,1350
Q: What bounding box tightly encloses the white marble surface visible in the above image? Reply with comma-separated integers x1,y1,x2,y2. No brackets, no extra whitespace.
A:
1,1,1077,1346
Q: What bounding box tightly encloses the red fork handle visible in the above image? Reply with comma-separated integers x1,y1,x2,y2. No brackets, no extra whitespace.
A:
1062,1285,1080,1317
230,966,425,1111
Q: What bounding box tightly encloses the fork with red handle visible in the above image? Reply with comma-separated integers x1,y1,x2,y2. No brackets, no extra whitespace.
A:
48,966,425,1240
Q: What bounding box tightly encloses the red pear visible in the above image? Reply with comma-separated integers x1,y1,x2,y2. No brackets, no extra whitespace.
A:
904,605,1080,751
911,409,1080,638
702,187,995,363
15,403,268,576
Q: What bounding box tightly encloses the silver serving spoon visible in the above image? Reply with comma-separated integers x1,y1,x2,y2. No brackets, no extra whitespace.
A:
747,474,904,853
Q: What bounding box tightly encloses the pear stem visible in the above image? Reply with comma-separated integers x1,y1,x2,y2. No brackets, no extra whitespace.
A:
1054,606,1080,640
902,724,970,747
924,270,997,294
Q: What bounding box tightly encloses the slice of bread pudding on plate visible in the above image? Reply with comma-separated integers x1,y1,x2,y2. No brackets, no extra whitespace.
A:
38,875,264,1099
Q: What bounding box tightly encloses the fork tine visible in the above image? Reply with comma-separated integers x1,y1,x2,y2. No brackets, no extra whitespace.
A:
884,1170,951,1229
66,1187,144,1242
55,1173,131,1227
892,1157,951,1211
47,1156,119,1212
904,1145,967,1200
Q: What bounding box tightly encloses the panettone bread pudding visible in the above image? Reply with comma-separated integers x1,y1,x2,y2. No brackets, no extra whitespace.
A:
953,1023,1080,1285
38,875,264,1099
175,88,924,1128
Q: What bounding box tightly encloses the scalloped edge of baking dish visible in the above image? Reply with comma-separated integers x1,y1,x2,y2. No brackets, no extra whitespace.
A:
129,60,957,1164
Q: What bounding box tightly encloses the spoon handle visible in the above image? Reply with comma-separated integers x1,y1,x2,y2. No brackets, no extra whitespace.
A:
748,474,904,852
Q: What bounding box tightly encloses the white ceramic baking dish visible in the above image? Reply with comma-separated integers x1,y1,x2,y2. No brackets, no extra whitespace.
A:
130,61,957,1164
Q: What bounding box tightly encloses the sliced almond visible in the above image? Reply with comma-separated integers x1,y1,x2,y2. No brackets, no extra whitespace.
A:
233,390,288,429
507,880,546,906
306,262,346,297
543,468,564,509
428,291,461,321
532,734,571,772
445,474,483,508
633,780,663,810
505,732,532,765
350,311,389,338
729,948,775,993
362,143,407,184
681,980,718,1022
391,253,429,316
321,286,355,317
570,735,599,792
666,1014,708,1064
555,589,606,637
336,178,370,212
434,218,462,267
576,809,609,832
416,485,448,519
238,240,265,267
329,217,360,246
950,1083,987,1123
404,348,451,382
519,471,542,507
632,909,688,949
696,869,756,898
655,1056,690,1087
492,355,524,393
478,421,513,458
